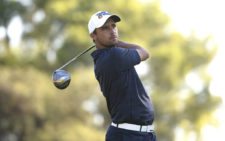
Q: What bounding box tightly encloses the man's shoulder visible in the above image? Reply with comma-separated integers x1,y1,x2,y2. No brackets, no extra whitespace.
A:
98,47,125,58
109,47,129,56
111,46,125,52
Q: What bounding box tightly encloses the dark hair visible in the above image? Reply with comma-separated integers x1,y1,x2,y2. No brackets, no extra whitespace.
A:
93,30,97,34
92,30,97,42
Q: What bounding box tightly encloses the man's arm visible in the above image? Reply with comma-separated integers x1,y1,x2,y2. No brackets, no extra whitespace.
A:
116,41,149,61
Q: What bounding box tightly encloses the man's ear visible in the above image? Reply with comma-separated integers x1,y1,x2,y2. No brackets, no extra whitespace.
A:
90,32,96,43
90,33,94,38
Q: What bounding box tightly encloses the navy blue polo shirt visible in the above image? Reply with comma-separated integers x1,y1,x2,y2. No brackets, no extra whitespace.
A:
91,46,154,125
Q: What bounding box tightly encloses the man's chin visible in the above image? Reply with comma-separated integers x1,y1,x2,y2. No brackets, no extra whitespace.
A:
108,40,118,46
112,39,118,45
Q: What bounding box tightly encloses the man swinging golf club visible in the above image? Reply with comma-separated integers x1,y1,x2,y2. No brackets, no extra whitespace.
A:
89,11,156,141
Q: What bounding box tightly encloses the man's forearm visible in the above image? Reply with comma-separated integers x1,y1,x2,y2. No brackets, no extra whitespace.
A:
116,41,150,61
116,41,141,49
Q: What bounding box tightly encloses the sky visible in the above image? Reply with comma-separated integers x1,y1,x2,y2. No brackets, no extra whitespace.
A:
158,0,225,140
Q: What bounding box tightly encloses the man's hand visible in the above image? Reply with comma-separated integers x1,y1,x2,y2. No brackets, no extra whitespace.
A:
116,41,149,61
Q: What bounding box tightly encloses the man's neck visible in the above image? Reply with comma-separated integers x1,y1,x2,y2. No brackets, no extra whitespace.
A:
95,44,115,50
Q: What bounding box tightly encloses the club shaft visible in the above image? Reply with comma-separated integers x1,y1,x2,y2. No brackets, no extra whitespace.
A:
57,45,95,70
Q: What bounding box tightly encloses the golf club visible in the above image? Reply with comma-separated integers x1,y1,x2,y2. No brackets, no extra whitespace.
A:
52,45,95,89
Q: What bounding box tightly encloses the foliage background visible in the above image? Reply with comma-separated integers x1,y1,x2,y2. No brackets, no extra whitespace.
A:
0,0,221,141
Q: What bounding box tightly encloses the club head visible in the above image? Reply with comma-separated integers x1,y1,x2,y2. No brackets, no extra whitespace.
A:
52,70,71,89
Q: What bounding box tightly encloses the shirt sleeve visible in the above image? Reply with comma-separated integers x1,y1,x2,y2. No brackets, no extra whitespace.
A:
111,47,141,71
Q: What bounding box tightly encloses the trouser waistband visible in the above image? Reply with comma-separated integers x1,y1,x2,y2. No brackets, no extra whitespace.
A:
111,122,154,133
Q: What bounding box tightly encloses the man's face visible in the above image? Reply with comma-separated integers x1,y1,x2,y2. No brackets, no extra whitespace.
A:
91,18,119,48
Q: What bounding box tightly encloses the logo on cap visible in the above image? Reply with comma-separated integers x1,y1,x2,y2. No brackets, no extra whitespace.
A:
96,11,110,19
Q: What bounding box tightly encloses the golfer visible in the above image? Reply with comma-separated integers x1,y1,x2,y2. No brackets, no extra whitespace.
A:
88,11,156,141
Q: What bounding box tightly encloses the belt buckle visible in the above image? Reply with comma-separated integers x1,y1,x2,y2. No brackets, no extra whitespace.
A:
141,125,154,132
141,125,148,132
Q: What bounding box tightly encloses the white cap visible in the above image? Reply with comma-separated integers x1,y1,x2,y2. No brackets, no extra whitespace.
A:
88,11,121,34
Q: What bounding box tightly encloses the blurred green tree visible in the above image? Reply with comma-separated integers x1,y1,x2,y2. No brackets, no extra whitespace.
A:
149,33,220,141
0,0,221,141
0,0,26,65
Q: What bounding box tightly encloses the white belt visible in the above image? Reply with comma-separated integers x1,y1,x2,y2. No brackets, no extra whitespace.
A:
111,122,154,133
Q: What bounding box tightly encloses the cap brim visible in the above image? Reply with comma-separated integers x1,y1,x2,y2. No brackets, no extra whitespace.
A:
95,15,121,29
110,15,121,22
89,13,121,34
